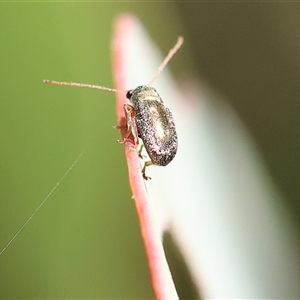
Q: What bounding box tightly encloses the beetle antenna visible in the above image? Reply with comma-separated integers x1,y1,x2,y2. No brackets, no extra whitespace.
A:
147,36,184,86
43,80,127,93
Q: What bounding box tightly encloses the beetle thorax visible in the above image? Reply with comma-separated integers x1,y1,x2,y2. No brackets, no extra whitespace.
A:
128,86,163,107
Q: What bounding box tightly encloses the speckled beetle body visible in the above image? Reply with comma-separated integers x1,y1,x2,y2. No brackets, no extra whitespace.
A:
126,86,177,167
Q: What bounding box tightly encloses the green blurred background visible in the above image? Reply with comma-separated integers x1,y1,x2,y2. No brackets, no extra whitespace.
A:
0,2,183,299
1,2,300,299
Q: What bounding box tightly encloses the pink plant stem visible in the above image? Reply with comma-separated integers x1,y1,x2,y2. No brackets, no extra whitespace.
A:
112,14,178,300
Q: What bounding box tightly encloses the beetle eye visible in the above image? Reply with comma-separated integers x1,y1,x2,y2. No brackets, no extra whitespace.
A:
126,90,133,99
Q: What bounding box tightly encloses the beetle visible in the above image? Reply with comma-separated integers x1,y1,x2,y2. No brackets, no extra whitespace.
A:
117,86,178,179
44,36,184,180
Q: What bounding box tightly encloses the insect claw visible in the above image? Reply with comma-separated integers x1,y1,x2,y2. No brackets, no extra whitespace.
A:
143,175,152,180
116,138,125,144
142,161,153,180
138,145,146,159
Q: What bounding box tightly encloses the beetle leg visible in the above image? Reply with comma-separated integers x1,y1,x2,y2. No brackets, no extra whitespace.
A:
142,161,153,180
116,104,139,149
138,144,147,159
